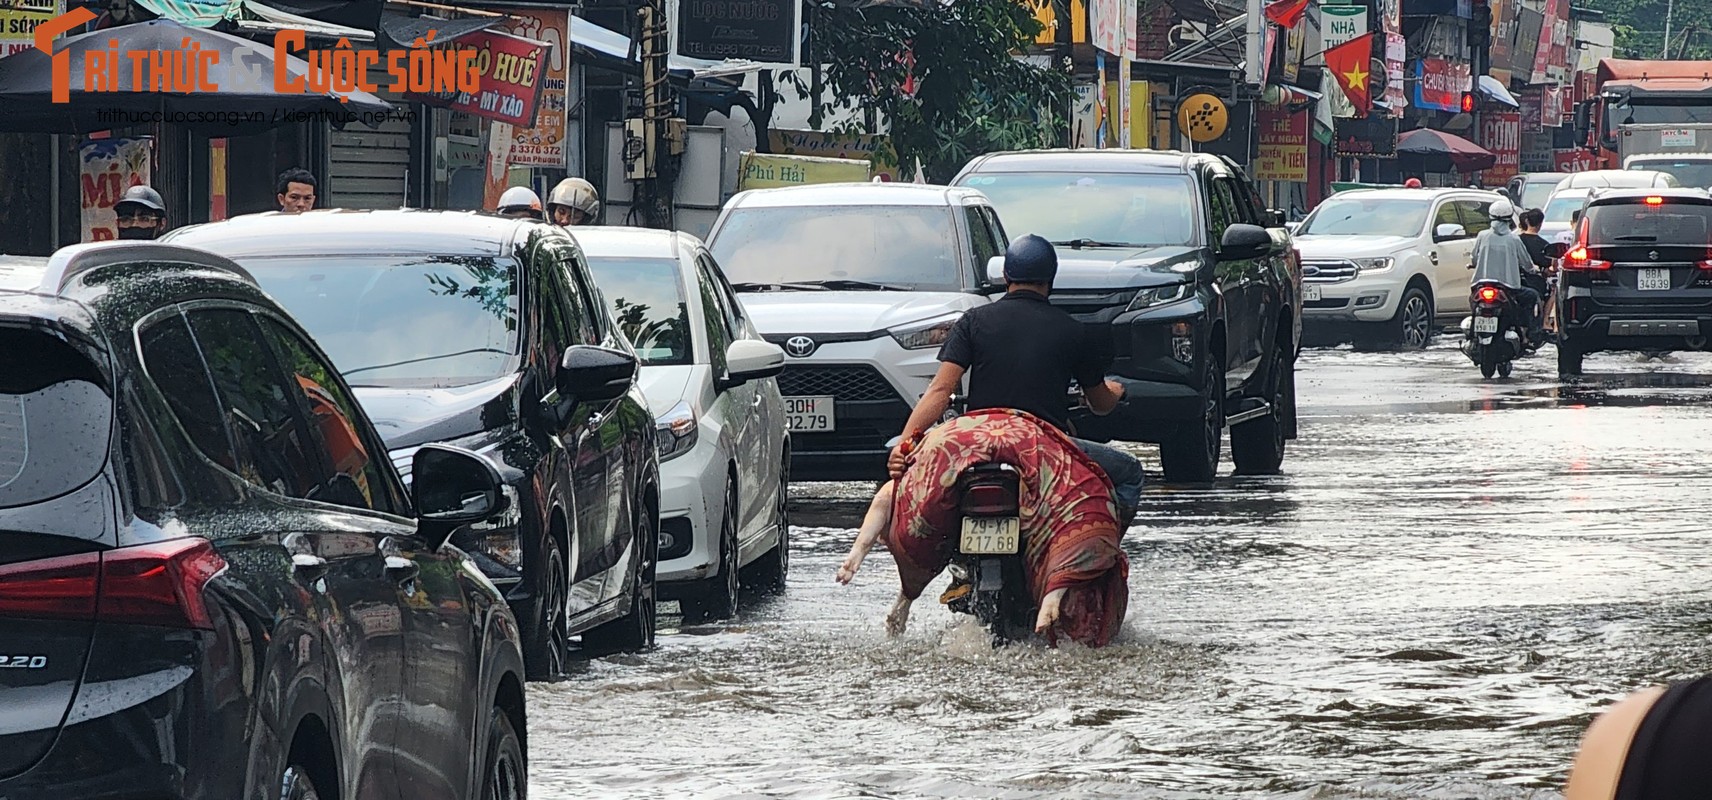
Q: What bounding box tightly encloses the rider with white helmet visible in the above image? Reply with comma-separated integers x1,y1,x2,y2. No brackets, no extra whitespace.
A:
1472,198,1545,338
496,186,544,220
547,178,601,226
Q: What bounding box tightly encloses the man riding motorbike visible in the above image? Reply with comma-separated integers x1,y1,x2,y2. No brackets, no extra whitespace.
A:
495,186,544,220
547,178,601,226
1472,199,1544,346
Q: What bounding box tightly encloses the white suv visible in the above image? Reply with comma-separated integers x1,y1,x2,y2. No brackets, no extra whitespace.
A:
1294,187,1505,349
705,183,1007,481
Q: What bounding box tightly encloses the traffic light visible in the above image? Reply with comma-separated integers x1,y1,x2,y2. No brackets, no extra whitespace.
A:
1468,0,1491,47
1461,92,1477,113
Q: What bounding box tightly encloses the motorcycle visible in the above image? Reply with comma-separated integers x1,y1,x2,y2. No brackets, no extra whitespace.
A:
1458,281,1531,378
943,462,1033,642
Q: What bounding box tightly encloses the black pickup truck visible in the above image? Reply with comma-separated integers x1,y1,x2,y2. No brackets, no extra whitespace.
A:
952,150,1303,482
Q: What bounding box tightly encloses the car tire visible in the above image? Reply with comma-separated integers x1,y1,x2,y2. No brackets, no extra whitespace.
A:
1159,356,1224,483
1557,338,1583,377
521,534,568,681
682,483,739,623
583,502,658,653
1231,348,1290,475
742,452,790,595
281,765,321,800
480,707,527,800
1388,286,1434,350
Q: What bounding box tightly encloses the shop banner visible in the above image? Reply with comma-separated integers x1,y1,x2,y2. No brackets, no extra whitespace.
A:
676,0,801,66
1321,5,1368,119
410,29,548,128
1282,18,1306,82
494,9,568,168
1519,87,1543,132
1489,0,1513,75
769,129,901,180
1090,0,1128,57
1554,148,1597,172
79,137,152,243
1480,111,1522,185
1542,0,1570,83
1513,6,1543,84
1334,115,1397,158
1,0,62,58
1413,58,1470,113
1379,0,1400,36
737,152,869,191
1522,130,1555,172
483,121,516,209
1542,84,1567,128
1255,102,1308,181
1384,33,1406,114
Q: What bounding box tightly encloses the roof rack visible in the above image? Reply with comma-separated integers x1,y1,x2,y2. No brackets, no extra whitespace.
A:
41,242,257,295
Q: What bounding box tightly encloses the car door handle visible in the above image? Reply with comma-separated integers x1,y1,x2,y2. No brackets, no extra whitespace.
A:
1430,251,1439,265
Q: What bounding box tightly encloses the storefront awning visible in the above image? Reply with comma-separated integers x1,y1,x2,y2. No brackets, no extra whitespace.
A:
1477,75,1520,108
378,11,501,49
568,16,767,79
234,0,375,40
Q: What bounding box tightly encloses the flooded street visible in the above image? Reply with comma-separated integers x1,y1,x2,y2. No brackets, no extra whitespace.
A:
527,344,1712,799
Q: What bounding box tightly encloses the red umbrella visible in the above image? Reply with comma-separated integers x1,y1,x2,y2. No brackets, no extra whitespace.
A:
1396,128,1497,173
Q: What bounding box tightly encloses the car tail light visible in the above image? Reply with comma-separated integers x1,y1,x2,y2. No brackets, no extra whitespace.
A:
1562,245,1612,270
0,540,226,629
1477,286,1502,304
960,481,1019,515
1700,249,1712,270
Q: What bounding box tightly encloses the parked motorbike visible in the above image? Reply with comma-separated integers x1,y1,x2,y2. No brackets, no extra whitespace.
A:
1458,281,1530,378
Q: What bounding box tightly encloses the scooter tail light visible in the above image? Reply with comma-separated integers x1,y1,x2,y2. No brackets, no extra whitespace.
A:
1477,286,1502,304
961,482,1019,516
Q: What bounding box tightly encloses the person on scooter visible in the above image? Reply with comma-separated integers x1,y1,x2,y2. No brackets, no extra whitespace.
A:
1472,199,1543,344
886,233,1146,523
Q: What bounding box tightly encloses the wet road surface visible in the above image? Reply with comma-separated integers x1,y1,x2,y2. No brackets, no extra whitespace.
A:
527,342,1712,799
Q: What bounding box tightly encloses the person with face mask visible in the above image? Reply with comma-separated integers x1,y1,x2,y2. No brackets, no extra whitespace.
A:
546,178,601,226
113,185,167,240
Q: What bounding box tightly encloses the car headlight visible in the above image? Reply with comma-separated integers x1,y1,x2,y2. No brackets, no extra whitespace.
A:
1126,282,1189,312
1353,257,1394,273
655,401,698,462
889,313,961,350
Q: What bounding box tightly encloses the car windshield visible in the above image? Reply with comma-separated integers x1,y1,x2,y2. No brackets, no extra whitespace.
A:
957,172,1198,247
1521,180,1564,210
582,256,693,366
0,329,111,508
710,205,963,292
1630,161,1712,189
1586,201,1712,245
1298,197,1428,236
242,255,521,388
1544,192,1589,223
1606,103,1712,128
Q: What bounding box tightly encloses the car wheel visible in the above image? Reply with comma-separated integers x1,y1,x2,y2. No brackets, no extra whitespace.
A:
1557,337,1583,377
1159,356,1223,483
583,503,657,653
741,451,790,595
281,765,321,800
1231,348,1289,475
1392,286,1434,350
521,534,567,681
682,483,739,623
480,707,527,800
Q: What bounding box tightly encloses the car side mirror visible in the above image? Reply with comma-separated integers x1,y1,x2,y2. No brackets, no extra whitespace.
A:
720,339,785,389
555,345,637,405
1434,223,1467,241
1545,242,1568,259
1218,223,1271,262
984,255,1007,289
412,444,507,549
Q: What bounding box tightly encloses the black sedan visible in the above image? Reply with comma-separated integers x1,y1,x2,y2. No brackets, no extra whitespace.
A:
166,210,662,677
0,243,526,799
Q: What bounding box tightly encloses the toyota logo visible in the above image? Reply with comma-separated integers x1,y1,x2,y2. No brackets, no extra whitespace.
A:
784,336,818,357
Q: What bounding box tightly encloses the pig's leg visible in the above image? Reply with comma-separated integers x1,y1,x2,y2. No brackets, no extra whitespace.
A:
1034,587,1069,635
886,591,913,636
836,480,895,585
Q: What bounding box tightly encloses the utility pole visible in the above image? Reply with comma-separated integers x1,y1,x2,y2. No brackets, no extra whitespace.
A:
1663,0,1674,58
1243,0,1263,89
632,0,682,229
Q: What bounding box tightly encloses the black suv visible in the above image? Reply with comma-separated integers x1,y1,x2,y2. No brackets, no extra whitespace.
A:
1557,188,1712,376
0,243,527,798
953,150,1303,481
166,210,661,678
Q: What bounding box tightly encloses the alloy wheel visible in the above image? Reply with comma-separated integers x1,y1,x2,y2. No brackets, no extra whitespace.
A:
1401,293,1432,349
543,543,567,676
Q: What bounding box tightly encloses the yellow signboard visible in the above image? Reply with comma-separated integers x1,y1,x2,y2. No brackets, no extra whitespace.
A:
1,0,62,57
767,129,902,180
1025,0,1087,45
738,152,871,191
1104,78,1151,148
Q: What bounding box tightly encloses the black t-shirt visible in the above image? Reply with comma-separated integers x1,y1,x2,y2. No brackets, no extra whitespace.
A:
936,291,1109,433
1520,232,1551,270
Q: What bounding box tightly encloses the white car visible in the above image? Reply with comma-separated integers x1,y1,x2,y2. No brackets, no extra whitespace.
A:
1541,169,1679,242
579,227,791,623
1293,187,1505,349
705,183,1006,482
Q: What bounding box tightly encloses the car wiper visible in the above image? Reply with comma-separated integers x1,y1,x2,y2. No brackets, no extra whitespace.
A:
344,347,512,377
1050,238,1140,249
1611,234,1659,242
790,279,910,291
729,281,830,292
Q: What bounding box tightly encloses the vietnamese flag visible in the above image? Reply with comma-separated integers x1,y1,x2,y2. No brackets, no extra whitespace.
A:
1264,0,1309,29
1324,32,1375,114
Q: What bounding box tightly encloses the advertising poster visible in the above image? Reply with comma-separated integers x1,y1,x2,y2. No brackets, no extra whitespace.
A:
675,0,801,66
1,0,61,58
483,121,516,209
1384,33,1406,114
1255,102,1308,182
1519,87,1543,132
1480,111,1522,185
1413,58,1470,113
1489,0,1513,79
737,153,869,190
409,29,548,128
1542,0,1570,83
495,9,569,167
79,137,153,243
1091,0,1126,56
1513,6,1543,84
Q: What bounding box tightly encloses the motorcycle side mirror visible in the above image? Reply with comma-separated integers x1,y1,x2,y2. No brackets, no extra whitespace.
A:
1545,242,1569,259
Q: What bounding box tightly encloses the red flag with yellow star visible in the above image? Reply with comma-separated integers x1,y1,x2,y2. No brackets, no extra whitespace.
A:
1324,32,1375,115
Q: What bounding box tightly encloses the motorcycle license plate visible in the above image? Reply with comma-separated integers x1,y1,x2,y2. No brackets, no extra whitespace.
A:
1639,268,1671,291
1473,316,1499,333
959,517,1021,554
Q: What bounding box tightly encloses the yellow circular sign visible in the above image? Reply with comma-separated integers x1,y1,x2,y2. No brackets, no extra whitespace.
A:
1177,93,1229,143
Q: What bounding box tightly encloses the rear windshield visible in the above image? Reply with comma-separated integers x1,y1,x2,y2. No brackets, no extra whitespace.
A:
1521,180,1562,210
0,329,112,508
582,256,693,366
1544,193,1588,224
1586,201,1712,245
709,205,964,292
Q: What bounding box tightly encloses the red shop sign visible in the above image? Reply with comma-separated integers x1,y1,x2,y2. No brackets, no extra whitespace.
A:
1413,58,1469,113
1481,111,1522,185
407,29,548,128
1553,148,1597,172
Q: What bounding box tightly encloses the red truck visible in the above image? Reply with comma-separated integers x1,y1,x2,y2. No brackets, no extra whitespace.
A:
1576,59,1712,170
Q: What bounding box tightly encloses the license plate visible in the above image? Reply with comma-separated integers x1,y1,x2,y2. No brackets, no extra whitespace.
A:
1302,284,1322,302
784,396,835,432
959,516,1021,554
1473,315,1499,333
1639,268,1672,291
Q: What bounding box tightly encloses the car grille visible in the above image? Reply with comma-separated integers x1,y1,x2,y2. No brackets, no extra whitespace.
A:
777,364,902,403
1302,259,1358,283
1305,297,1350,309
1048,289,1137,319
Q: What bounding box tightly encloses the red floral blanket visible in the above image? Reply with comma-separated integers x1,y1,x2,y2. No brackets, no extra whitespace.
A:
888,410,1129,647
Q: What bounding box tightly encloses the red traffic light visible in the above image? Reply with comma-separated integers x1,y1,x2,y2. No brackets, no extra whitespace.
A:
1460,92,1476,113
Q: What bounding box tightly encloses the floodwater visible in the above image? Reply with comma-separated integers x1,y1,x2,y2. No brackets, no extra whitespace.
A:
528,343,1712,799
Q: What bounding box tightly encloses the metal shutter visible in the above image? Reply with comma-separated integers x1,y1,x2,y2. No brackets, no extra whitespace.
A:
327,63,411,209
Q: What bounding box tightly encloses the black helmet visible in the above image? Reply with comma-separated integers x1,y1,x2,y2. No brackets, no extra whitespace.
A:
1003,234,1058,284
115,185,165,214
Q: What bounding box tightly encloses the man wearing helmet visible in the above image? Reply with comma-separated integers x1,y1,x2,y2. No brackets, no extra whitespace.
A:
547,178,601,226
1472,199,1544,341
113,185,168,240
496,186,544,220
